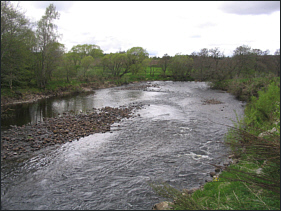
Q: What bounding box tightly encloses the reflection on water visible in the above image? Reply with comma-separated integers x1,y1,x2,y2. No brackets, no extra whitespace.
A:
1,88,154,130
1,99,54,130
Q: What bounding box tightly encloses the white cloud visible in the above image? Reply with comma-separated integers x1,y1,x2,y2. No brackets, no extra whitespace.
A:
11,1,280,57
219,1,280,15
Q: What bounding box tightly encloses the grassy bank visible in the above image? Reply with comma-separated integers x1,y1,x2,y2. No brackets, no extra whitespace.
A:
151,78,280,210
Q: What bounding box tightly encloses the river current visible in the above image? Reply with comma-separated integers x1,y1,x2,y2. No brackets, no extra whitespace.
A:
1,81,245,210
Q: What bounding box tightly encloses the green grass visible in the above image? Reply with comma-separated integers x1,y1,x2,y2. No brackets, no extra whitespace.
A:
192,167,280,210
243,82,280,135
151,153,280,210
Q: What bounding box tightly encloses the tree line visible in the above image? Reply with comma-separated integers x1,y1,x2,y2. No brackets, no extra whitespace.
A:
1,1,280,91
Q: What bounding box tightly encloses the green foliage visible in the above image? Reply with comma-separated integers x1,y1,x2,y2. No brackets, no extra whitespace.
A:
169,54,194,81
102,53,127,77
244,82,280,134
55,52,77,82
126,47,149,63
1,1,36,89
71,44,103,60
126,47,149,75
81,56,94,74
211,76,280,102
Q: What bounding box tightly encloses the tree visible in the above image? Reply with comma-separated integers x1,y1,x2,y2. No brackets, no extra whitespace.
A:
81,56,94,78
70,44,103,66
67,51,80,69
169,54,193,81
46,42,64,79
233,45,255,77
209,47,224,73
192,48,211,81
159,53,170,76
102,53,127,77
1,1,36,89
126,47,149,75
252,48,268,77
57,52,76,82
35,3,61,88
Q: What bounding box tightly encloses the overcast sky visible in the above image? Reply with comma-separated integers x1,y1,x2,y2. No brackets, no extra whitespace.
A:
12,1,280,57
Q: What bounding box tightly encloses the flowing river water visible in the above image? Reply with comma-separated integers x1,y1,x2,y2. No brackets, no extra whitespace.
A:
1,81,245,210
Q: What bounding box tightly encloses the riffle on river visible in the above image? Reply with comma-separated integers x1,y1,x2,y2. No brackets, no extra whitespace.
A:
1,81,245,210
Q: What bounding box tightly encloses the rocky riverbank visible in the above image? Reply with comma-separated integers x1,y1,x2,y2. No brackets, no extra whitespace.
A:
1,103,144,161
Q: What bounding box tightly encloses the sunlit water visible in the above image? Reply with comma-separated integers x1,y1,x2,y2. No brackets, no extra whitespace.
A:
1,81,245,210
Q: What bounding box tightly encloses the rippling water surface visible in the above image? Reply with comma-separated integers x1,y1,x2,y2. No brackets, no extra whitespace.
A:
1,81,245,210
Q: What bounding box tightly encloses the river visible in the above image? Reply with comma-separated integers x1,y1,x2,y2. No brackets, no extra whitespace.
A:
1,81,245,210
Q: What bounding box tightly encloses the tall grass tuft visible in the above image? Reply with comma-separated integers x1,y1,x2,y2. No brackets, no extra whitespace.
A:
224,126,280,195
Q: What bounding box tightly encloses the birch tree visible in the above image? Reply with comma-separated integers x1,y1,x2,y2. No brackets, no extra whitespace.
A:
35,3,62,88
